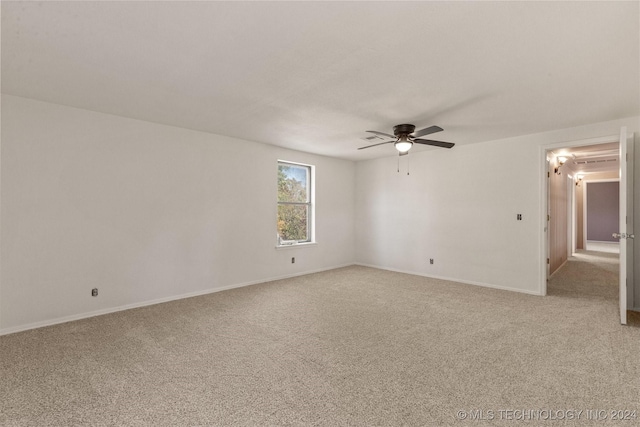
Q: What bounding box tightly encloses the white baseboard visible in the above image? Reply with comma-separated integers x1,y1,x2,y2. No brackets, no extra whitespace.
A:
0,263,355,336
355,263,543,296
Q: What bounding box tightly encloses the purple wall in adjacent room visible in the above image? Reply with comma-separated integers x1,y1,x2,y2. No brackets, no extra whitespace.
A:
586,181,619,242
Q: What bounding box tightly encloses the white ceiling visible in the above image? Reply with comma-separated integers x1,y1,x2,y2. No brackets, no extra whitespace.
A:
2,1,639,161
551,142,620,177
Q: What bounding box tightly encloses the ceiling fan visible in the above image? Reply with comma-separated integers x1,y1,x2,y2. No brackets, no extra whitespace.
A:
359,124,454,154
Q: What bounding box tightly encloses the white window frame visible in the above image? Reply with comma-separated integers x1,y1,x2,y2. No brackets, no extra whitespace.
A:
277,160,315,247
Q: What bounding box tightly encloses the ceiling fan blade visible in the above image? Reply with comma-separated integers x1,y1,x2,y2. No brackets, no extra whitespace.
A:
366,130,396,139
412,125,443,138
413,139,455,149
358,141,395,150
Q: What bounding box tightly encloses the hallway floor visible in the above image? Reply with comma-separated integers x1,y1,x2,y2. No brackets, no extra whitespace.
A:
548,249,619,302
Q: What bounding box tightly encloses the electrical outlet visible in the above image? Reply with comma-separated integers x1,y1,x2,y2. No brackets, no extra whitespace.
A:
291,257,295,264
91,288,98,297
517,214,523,221
430,259,434,265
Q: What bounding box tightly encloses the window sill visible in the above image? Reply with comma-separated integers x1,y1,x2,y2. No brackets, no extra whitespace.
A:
275,242,317,250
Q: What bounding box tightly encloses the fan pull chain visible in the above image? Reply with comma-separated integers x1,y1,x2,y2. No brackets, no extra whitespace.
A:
397,153,411,175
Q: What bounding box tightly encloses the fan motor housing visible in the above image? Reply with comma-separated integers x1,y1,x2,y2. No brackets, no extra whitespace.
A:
393,124,416,136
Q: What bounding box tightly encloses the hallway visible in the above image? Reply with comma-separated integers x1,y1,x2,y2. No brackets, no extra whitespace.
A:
548,249,640,325
548,250,618,302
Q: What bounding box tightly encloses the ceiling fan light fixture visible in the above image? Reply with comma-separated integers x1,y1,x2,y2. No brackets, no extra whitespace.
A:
394,137,413,153
360,123,453,152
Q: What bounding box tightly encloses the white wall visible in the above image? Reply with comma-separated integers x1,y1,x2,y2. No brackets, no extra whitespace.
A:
356,116,640,296
0,95,356,334
2,94,638,334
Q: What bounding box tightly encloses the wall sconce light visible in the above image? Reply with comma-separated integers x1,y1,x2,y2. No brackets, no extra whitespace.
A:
554,156,567,175
575,174,583,186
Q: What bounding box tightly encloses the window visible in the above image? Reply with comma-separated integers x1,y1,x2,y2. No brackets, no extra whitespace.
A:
277,161,314,245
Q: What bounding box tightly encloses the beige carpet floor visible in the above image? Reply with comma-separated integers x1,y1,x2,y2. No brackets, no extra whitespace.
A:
1,252,639,426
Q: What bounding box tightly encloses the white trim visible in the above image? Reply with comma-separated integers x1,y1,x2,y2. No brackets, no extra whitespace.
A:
566,174,573,261
584,179,621,183
277,159,315,246
571,174,577,255
583,181,587,250
0,263,353,336
541,153,549,295
355,263,543,297
275,242,318,250
0,91,3,330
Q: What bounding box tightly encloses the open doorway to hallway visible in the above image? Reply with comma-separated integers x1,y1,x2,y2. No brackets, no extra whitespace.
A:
543,130,635,325
547,141,620,277
583,179,620,254
546,142,622,323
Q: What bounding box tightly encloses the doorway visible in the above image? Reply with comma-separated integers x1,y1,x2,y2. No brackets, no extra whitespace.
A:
583,180,620,253
541,131,634,325
547,140,620,275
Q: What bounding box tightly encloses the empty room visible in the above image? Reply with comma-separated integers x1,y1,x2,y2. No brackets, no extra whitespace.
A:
1,1,639,426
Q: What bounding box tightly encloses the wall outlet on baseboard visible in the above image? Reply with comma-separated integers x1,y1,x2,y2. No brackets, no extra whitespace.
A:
91,288,98,297
291,257,295,264
430,259,434,265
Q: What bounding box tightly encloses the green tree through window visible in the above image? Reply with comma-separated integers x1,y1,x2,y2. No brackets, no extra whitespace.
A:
277,162,312,244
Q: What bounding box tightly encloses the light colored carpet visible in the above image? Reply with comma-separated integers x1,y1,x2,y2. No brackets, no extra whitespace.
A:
1,254,639,426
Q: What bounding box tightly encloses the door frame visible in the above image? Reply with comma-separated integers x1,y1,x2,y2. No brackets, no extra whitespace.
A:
540,134,620,296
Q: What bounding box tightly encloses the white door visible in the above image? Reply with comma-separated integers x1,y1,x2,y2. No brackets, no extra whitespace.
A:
616,127,635,325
